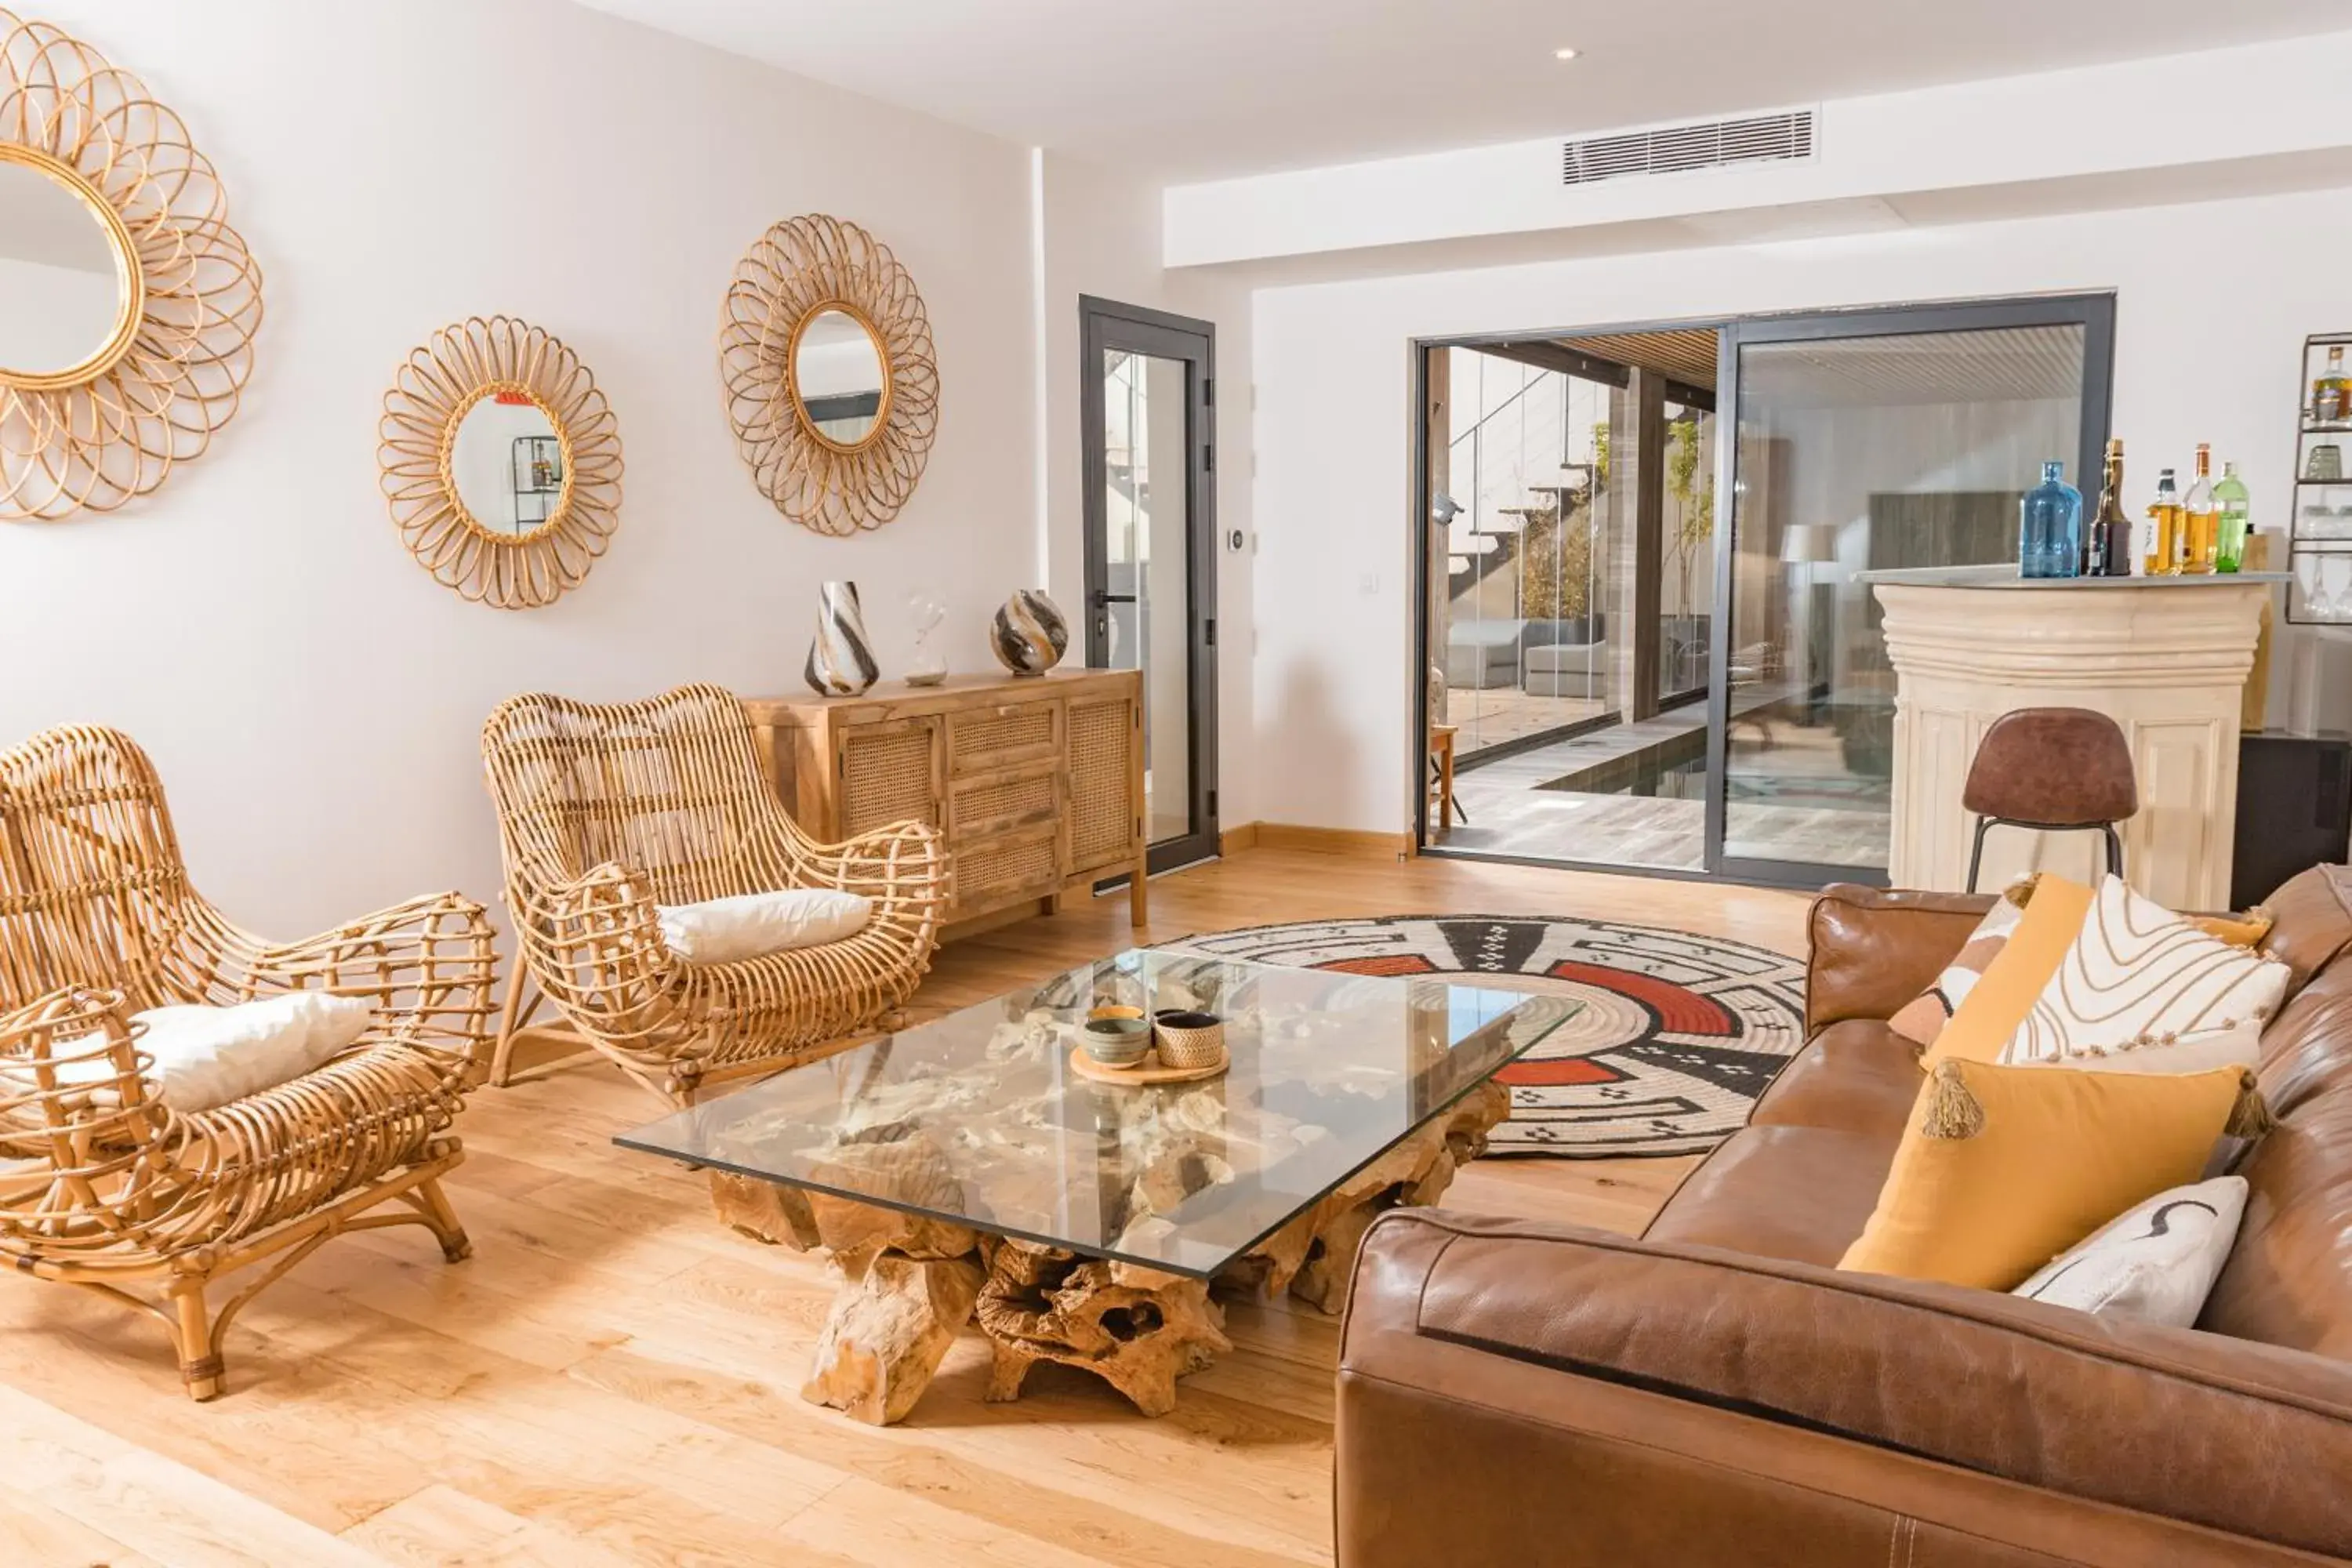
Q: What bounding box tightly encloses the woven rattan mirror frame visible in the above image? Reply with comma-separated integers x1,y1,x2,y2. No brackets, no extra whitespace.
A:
377,316,623,611
720,214,938,536
0,8,263,520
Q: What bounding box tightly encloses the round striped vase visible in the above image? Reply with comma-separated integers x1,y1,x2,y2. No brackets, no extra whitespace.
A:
804,580,880,695
990,590,1069,677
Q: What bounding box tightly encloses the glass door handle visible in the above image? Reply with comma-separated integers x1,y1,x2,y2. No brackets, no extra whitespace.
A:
1091,592,1138,604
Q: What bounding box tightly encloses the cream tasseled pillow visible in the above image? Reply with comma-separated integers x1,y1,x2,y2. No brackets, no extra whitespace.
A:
656,888,872,964
2002,875,2289,1072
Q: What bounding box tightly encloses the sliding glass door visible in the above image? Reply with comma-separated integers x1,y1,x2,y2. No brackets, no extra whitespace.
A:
1704,297,2115,884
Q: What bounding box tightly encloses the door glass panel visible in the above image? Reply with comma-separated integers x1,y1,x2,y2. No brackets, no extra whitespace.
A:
1102,348,1193,848
1721,323,2086,874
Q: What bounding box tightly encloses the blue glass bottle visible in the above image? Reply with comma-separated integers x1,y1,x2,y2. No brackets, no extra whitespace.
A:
2019,460,2084,579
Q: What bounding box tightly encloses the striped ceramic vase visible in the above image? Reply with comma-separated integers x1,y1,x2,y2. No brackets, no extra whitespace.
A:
804,580,880,695
990,590,1069,677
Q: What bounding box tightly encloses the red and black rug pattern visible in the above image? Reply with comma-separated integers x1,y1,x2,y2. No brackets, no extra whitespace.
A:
1167,914,1807,1158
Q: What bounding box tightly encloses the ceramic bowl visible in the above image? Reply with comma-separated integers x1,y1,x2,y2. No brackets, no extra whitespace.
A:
1087,1004,1146,1022
1080,1015,1152,1068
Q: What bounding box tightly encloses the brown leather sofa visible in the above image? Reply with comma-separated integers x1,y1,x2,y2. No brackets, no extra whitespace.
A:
1338,867,2352,1566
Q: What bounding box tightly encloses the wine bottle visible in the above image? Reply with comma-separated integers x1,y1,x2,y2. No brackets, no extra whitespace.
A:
2087,438,2131,577
2213,460,2251,573
2146,468,2183,576
2315,345,2352,425
2183,444,2218,575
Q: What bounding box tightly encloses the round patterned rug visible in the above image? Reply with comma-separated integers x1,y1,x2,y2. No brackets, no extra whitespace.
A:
1166,914,1807,1158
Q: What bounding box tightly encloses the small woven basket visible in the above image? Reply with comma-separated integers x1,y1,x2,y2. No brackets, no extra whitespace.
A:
1153,1013,1225,1070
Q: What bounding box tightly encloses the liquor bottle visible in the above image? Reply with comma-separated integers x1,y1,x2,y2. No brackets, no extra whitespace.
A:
2018,460,2082,579
2213,460,2251,573
2315,345,2352,425
2146,468,2184,575
2183,443,2218,574
2086,438,2132,576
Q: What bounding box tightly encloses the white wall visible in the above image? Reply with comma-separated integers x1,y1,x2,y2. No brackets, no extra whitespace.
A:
1250,185,2352,833
1040,151,1256,829
0,0,1037,938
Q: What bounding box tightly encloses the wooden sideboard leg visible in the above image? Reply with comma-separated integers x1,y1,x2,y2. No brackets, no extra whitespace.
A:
1129,851,1149,928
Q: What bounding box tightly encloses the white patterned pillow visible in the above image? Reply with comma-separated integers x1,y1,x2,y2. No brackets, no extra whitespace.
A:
2013,1176,2248,1326
2002,877,2288,1069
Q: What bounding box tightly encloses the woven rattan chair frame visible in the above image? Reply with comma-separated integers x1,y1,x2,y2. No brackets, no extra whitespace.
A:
0,725,497,1399
480,684,948,1106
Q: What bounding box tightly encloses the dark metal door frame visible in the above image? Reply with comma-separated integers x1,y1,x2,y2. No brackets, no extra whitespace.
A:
1079,295,1220,877
1703,292,2118,888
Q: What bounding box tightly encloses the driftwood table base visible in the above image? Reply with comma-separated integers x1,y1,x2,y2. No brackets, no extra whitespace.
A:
713,1080,1512,1424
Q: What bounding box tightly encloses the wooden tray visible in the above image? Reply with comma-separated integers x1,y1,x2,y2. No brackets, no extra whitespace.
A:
1068,1042,1229,1087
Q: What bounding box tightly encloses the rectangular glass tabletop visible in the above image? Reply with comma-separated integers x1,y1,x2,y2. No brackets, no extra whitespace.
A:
615,949,1577,1278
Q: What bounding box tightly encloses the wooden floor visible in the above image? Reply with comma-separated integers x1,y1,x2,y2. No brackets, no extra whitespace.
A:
0,848,1809,1568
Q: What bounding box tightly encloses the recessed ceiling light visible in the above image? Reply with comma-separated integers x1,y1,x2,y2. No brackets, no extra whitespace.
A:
1554,46,1580,60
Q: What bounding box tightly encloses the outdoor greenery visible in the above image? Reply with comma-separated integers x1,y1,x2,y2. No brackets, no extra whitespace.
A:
1664,414,1715,612
1519,497,1595,619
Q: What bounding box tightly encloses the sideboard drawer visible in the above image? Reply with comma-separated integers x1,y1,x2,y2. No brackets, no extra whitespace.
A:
948,761,1061,840
949,702,1062,777
951,825,1061,916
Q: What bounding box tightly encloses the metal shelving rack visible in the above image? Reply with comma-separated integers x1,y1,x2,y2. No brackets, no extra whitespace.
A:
510,434,564,530
2290,329,2352,625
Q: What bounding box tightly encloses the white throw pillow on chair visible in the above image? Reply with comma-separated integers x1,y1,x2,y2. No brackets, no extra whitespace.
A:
8,992,379,1113
656,888,873,964
133,993,377,1112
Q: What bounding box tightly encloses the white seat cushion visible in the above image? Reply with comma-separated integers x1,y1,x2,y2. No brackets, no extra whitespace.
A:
656,888,873,964
8,993,378,1114
2013,1175,2248,1326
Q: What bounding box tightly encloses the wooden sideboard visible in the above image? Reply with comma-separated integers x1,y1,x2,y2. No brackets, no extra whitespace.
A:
743,668,1147,936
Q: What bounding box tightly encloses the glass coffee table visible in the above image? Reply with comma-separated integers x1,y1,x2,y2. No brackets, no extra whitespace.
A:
617,948,1576,1423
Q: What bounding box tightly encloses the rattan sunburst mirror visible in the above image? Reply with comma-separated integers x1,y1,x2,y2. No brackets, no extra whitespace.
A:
0,8,263,520
720,214,938,535
377,316,623,610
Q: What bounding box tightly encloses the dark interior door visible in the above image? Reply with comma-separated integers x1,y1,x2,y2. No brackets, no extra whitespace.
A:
1080,296,1219,876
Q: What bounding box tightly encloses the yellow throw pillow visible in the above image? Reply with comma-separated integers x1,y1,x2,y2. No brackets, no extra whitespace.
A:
1922,874,2096,1069
1837,1057,2263,1291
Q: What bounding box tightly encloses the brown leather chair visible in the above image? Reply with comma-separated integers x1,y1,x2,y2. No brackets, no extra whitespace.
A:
1962,706,2136,891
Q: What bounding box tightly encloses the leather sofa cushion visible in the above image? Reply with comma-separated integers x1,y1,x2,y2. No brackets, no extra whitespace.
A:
2200,937,2352,1354
1643,1123,1896,1267
1748,1019,1922,1138
2256,863,2352,998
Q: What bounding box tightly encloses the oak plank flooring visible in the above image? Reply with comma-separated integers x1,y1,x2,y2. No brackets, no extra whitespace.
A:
0,848,1807,1566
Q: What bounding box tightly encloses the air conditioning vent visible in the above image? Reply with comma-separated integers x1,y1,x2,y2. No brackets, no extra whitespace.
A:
1561,110,1815,187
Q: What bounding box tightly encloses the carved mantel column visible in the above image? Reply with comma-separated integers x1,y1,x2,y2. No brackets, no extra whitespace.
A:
1866,567,2287,909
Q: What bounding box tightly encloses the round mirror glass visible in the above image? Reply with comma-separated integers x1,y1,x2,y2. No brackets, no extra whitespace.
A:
0,154,129,383
448,389,565,536
793,307,887,446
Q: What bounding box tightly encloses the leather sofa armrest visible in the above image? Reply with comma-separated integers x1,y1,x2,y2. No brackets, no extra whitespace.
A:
1344,1210,2352,1561
1805,883,1996,1033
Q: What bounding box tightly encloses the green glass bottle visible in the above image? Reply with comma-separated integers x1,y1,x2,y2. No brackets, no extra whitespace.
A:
2213,460,2251,573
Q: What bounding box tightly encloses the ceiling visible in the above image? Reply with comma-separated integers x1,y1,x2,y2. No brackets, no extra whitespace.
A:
571,0,2350,182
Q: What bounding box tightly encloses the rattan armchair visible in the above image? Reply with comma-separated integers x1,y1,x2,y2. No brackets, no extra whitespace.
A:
480,684,948,1106
0,725,497,1399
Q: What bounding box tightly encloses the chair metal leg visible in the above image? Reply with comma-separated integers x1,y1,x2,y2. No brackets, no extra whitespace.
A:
1965,817,1993,894
2102,822,2125,880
